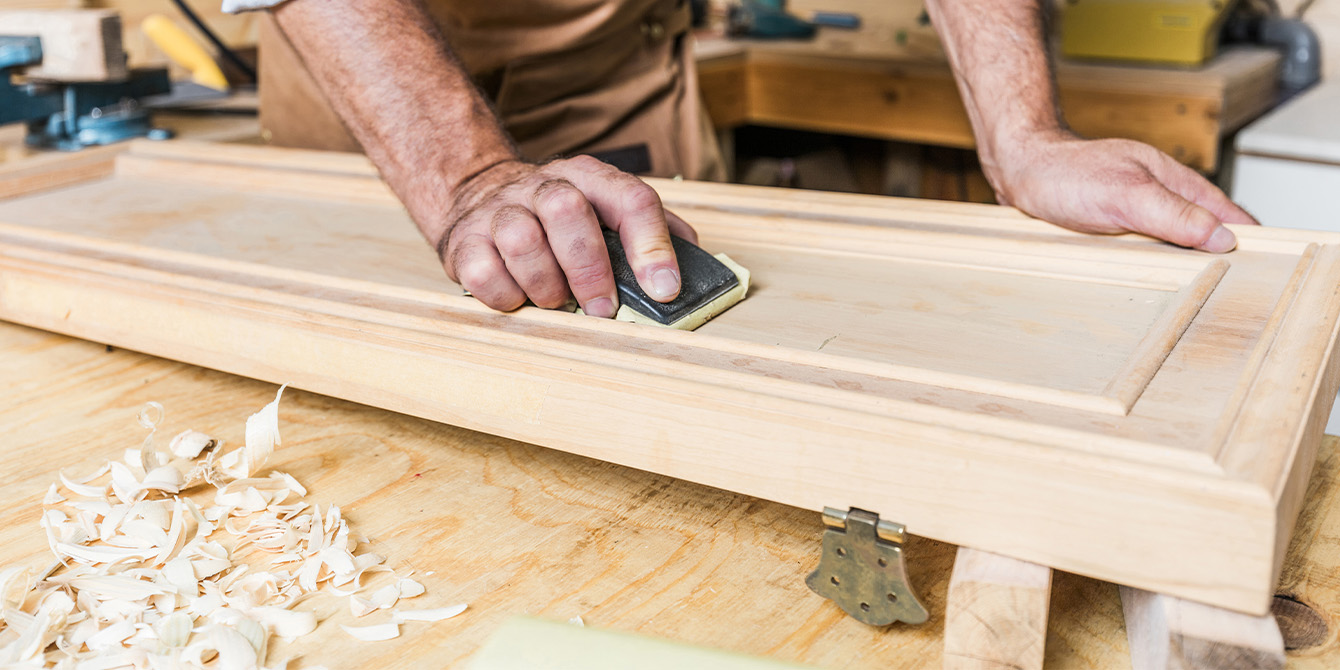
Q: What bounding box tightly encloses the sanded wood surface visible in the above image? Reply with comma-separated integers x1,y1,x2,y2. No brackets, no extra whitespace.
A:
1120,587,1285,670
695,39,1281,173
6,321,1340,668
944,549,1052,670
0,9,126,82
1,141,1339,616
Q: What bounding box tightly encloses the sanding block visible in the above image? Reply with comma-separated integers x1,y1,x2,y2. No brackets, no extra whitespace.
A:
465,231,751,329
597,229,750,330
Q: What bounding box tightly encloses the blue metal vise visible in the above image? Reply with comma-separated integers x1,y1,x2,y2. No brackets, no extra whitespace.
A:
0,35,174,151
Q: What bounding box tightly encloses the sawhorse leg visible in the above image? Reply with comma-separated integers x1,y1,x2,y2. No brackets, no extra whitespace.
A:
944,547,1053,670
1119,587,1285,670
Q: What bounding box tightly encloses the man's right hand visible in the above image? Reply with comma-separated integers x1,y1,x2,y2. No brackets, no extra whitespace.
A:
438,155,698,317
270,0,695,319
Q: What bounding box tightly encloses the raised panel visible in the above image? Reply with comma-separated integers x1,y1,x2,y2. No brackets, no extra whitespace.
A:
1,141,1337,614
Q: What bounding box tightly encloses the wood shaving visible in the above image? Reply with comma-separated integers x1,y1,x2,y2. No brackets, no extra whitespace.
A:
0,387,469,668
339,622,399,642
396,578,425,599
392,604,467,623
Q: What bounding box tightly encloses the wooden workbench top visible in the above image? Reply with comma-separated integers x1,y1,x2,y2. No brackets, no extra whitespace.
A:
694,36,1282,173
2,320,1338,668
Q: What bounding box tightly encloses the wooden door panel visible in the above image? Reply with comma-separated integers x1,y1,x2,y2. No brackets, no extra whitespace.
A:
2,141,1337,615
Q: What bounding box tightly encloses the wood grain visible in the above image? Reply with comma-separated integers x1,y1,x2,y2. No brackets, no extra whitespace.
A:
944,548,1052,670
5,321,1340,667
1120,587,1285,670
0,320,964,669
0,9,126,82
1,142,1339,615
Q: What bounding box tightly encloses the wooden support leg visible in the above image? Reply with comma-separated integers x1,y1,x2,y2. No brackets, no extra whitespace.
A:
944,547,1053,670
1119,586,1285,670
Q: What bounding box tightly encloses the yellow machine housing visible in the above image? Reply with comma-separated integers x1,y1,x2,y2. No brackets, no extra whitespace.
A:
1060,0,1237,67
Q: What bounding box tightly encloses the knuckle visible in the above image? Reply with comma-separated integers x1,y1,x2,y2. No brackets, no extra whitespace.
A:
1179,205,1219,241
628,234,674,260
491,209,545,256
566,154,604,171
451,247,496,291
564,259,609,291
1120,168,1163,192
527,281,570,309
455,262,494,293
621,181,662,212
494,291,527,312
534,181,589,220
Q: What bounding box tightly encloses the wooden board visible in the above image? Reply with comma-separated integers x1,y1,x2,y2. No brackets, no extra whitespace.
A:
0,141,1338,615
695,41,1281,173
0,8,126,82
944,548,1052,670
4,319,1340,669
1120,587,1286,670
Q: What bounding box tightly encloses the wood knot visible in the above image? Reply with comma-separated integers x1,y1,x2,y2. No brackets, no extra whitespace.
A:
1273,594,1328,650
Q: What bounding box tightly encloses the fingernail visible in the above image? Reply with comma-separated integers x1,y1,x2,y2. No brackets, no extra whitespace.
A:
585,297,616,318
1201,225,1237,253
649,268,681,301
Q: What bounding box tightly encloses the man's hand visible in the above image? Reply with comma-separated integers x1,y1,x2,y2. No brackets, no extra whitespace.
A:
989,129,1259,253
925,0,1258,252
272,0,692,317
440,156,697,316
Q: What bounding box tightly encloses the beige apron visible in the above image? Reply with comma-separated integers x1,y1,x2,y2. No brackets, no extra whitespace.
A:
263,0,724,180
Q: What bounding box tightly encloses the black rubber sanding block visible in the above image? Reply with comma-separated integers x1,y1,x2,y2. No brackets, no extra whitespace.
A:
599,228,750,331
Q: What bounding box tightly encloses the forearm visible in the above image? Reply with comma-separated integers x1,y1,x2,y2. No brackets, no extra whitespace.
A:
272,0,518,245
924,0,1063,179
924,0,1256,252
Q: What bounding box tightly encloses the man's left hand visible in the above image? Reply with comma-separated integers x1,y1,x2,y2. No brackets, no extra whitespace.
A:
986,129,1259,253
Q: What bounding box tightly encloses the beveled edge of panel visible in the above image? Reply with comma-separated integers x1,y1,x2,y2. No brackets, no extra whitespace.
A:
1215,244,1340,493
1101,259,1228,413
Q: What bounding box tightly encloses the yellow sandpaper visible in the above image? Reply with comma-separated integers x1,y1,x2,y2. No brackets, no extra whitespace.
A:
467,617,817,670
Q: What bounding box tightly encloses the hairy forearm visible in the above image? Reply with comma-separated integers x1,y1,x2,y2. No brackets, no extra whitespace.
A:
924,0,1063,177
272,0,518,244
924,0,1257,252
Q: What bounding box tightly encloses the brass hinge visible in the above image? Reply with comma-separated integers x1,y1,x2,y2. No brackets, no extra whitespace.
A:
805,507,928,626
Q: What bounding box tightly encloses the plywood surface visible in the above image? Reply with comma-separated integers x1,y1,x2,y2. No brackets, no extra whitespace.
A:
1,141,1338,615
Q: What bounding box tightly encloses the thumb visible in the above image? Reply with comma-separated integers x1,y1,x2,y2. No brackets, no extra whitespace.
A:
1130,184,1237,253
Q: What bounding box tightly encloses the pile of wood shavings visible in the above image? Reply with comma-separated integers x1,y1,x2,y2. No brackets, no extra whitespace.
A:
0,386,465,669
